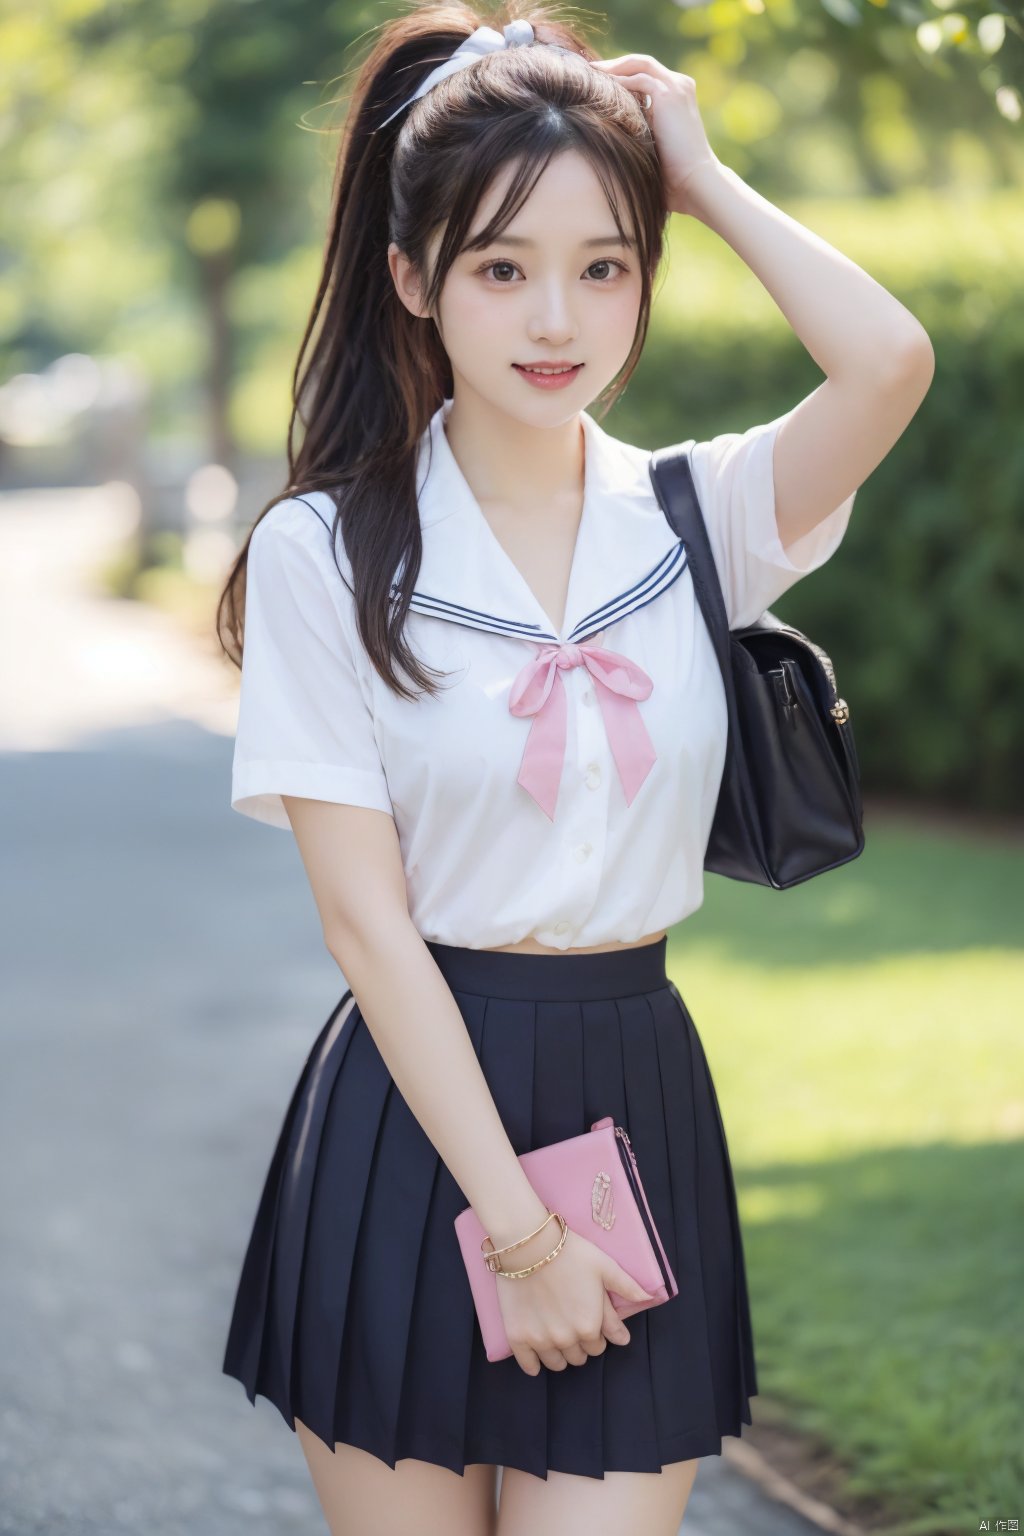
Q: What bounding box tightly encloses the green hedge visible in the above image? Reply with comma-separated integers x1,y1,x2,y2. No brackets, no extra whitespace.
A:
611,190,1024,813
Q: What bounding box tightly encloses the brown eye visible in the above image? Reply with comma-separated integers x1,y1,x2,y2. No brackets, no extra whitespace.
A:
587,260,627,281
476,257,627,284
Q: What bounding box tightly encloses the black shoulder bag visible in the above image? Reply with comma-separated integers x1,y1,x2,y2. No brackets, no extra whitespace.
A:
648,446,865,889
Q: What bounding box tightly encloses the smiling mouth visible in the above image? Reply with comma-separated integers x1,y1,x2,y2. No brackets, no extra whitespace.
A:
512,363,584,375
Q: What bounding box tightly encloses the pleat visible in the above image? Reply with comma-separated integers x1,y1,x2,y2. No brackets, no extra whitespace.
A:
575,998,629,1474
289,999,394,1449
221,1015,325,1399
462,994,544,1474
223,948,757,1476
221,989,357,1412
622,995,693,1443
531,998,586,1478
738,1255,759,1402
674,990,745,1433
262,995,364,1418
648,986,721,1438
610,994,676,1472
330,1059,438,1464
386,991,489,1472
685,994,759,1415
541,1000,608,1479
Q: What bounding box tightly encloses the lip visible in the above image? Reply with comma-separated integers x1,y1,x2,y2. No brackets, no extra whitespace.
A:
512,362,584,391
514,360,580,369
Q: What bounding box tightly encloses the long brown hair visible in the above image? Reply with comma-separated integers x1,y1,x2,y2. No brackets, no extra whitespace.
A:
216,0,669,700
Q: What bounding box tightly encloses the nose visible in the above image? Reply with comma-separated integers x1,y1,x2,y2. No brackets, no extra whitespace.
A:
528,278,577,345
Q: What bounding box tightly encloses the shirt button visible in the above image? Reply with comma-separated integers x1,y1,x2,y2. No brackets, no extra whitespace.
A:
553,920,571,935
573,842,592,863
584,761,601,789
581,689,594,706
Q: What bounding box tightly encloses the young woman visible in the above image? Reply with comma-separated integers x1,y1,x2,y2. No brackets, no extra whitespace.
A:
216,3,934,1532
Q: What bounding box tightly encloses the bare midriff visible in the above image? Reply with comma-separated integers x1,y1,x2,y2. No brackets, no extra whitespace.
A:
481,929,668,956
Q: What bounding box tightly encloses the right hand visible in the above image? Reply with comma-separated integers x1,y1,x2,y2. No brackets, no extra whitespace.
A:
494,1220,654,1376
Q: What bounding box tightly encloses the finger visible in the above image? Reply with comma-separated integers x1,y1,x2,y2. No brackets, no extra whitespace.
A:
513,1343,542,1377
593,65,677,101
602,1292,631,1345
607,1262,655,1303
616,73,670,98
593,70,669,112
591,53,666,76
538,1346,570,1371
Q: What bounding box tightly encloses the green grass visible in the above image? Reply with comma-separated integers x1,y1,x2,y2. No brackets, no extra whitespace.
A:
666,811,1024,1531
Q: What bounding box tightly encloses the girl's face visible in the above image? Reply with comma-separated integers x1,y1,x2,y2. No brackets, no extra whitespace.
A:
391,149,644,424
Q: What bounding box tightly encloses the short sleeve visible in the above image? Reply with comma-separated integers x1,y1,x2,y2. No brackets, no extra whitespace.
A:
230,499,394,830
686,408,856,630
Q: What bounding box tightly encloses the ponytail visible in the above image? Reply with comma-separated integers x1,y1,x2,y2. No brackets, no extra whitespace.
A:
217,1,666,702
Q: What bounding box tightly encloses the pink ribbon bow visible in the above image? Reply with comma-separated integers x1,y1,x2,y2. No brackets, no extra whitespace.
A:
508,640,657,820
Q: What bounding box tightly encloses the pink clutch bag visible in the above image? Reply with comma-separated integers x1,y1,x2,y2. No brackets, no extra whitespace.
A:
453,1115,679,1362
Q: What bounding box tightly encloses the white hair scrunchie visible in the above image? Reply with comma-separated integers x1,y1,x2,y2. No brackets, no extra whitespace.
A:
376,19,556,131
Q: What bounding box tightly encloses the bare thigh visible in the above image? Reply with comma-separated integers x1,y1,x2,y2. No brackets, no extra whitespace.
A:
496,1458,699,1536
295,1418,500,1536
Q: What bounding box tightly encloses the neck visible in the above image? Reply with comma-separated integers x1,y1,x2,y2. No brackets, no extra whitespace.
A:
441,390,585,513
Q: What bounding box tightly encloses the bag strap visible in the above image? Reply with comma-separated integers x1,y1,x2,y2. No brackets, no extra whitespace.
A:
648,445,771,871
647,447,733,686
295,493,334,540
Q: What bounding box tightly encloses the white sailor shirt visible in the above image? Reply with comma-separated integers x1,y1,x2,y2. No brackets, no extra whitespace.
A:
231,396,855,950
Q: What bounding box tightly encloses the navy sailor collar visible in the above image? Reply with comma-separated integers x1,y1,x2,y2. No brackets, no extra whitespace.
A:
392,397,687,647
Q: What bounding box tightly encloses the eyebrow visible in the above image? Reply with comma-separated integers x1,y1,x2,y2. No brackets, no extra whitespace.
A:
471,234,637,250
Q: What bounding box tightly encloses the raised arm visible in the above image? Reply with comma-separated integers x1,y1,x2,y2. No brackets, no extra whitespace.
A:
677,160,935,548
591,53,936,549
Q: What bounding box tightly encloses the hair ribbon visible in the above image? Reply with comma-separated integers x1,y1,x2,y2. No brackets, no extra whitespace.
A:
375,20,575,131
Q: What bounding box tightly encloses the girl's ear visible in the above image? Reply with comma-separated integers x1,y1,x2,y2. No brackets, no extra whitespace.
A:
388,241,431,320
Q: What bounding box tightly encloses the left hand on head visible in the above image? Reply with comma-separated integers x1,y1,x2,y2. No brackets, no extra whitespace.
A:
589,53,720,217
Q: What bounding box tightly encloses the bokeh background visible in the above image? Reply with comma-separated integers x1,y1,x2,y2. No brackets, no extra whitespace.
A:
1,2,1021,1532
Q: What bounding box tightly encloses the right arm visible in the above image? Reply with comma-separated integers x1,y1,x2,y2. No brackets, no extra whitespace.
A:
283,791,552,1254
232,502,647,1372
282,795,650,1373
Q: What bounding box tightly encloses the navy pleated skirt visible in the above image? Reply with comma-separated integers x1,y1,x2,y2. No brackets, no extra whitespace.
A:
221,936,758,1479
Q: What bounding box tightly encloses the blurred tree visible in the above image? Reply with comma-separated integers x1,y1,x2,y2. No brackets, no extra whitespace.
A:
1,0,1020,458
598,0,1023,193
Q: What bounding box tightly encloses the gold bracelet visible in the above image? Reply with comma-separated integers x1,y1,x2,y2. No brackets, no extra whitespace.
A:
480,1208,558,1271
489,1213,569,1279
